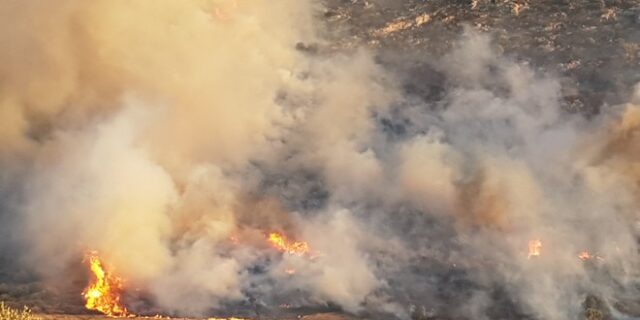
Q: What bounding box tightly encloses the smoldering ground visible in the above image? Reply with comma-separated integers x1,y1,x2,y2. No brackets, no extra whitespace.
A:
0,1,640,319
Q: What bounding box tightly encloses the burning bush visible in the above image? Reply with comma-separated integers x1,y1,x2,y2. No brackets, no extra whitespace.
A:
82,252,131,317
0,302,40,320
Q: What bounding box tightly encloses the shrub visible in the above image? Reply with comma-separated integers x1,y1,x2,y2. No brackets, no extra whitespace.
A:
585,308,604,320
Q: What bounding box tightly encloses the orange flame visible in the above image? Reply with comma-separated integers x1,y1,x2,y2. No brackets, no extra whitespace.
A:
527,239,542,259
82,252,132,317
213,0,239,20
267,232,310,256
578,251,592,261
578,250,604,261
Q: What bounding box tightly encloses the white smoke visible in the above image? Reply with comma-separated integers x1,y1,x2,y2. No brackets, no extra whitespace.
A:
0,1,639,319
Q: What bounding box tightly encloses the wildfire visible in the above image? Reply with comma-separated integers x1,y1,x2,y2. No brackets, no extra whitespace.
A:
578,251,592,260
578,250,604,261
82,252,132,317
527,239,542,259
267,232,310,256
213,0,238,20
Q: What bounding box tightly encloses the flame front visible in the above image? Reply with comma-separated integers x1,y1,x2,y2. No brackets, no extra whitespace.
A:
267,232,310,256
82,252,131,317
527,239,542,259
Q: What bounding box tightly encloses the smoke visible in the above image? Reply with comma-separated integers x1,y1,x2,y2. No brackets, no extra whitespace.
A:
1,1,640,319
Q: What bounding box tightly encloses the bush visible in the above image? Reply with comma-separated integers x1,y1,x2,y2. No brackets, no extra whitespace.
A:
0,302,40,320
585,308,604,320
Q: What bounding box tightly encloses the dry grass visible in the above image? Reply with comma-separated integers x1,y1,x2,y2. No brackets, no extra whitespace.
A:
585,308,604,320
0,302,41,320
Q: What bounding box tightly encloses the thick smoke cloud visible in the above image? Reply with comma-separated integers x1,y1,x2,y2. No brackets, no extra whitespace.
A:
0,1,639,319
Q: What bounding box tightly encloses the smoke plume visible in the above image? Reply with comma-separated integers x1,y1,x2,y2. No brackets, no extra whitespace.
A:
0,1,639,319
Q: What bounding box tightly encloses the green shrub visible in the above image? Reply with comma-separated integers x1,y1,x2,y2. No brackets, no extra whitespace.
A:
0,302,40,320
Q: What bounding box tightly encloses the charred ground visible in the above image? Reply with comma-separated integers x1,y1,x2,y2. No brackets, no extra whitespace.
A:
323,0,640,114
1,1,640,320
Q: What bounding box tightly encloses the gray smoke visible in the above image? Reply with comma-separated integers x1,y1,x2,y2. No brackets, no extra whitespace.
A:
0,1,639,319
